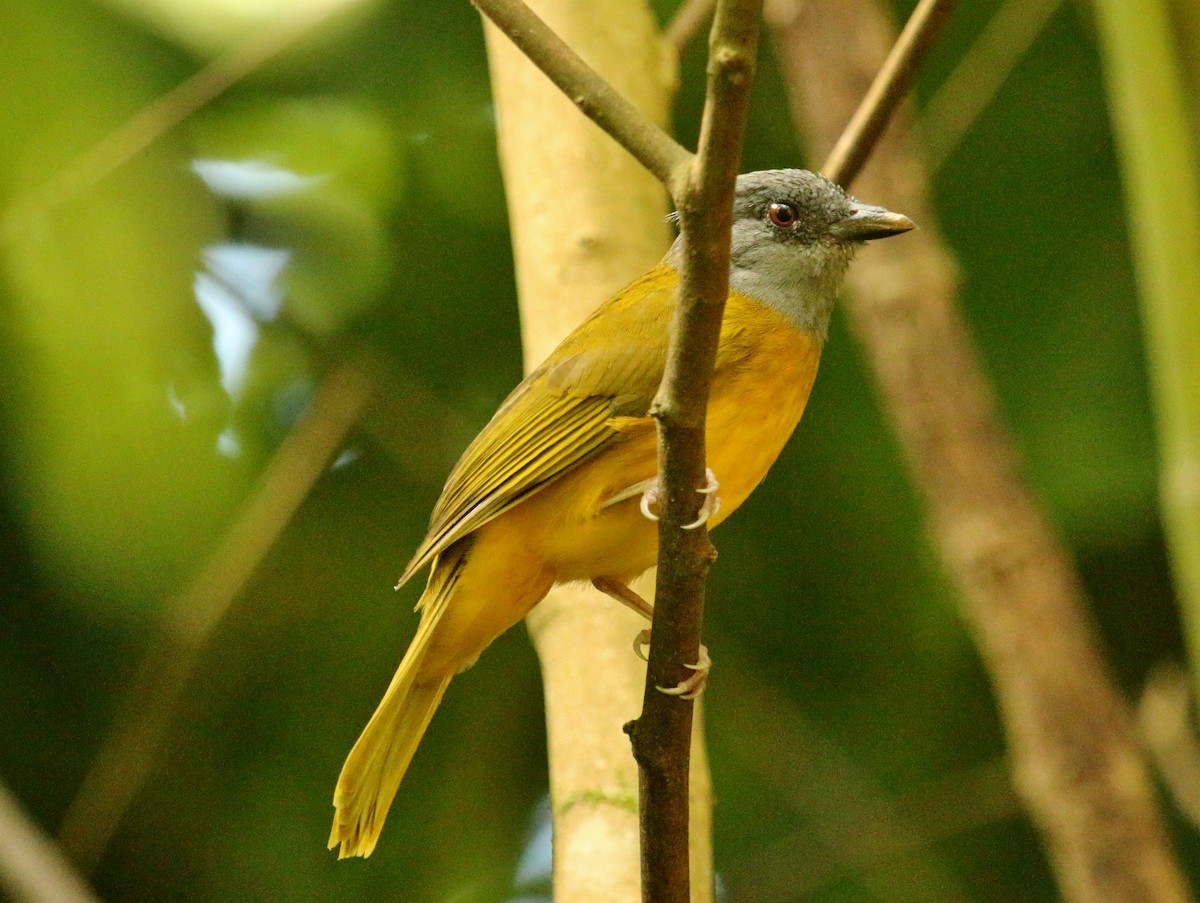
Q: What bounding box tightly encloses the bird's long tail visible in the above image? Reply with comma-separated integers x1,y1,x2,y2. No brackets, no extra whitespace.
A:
328,553,464,859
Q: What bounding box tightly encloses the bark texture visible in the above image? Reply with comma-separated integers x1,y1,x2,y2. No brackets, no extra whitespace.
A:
769,0,1193,899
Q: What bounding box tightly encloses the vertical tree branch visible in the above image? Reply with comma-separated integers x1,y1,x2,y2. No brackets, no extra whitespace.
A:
1092,0,1200,709
770,0,1193,900
625,2,762,901
480,2,717,900
478,1,763,897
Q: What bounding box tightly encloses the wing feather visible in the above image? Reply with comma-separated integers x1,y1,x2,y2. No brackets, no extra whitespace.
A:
397,269,678,586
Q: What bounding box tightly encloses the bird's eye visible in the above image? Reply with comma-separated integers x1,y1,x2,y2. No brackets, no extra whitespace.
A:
767,202,798,228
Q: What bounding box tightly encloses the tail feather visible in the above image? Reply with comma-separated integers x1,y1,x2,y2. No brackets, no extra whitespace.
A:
328,673,451,858
328,553,463,858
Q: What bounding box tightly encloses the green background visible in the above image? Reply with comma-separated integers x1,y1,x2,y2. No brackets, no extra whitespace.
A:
0,0,1192,900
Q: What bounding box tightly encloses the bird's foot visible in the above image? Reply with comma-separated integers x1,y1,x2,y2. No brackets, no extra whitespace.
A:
638,468,721,530
657,643,711,700
593,580,710,698
629,625,710,699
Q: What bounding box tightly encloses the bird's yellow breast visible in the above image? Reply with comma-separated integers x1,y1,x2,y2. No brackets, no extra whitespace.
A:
704,293,822,516
529,290,823,582
416,289,822,677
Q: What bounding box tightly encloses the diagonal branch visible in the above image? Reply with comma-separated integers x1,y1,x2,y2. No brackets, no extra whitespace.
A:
817,0,954,189
0,779,103,903
57,359,375,870
2,4,338,226
472,0,694,190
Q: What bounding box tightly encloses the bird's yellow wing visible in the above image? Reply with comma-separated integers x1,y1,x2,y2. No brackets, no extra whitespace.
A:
397,267,679,587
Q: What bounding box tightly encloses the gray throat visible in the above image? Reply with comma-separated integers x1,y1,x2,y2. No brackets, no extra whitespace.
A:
727,261,842,342
664,239,851,343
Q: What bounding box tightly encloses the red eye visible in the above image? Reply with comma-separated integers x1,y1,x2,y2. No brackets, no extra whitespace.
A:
768,202,798,228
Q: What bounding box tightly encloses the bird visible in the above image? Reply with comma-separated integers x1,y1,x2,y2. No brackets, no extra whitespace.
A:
328,168,913,858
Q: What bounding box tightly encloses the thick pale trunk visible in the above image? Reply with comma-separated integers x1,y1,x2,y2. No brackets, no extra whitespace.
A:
482,4,713,900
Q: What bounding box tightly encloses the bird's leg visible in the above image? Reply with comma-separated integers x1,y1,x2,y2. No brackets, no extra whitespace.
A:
638,468,721,530
591,576,711,698
592,576,654,620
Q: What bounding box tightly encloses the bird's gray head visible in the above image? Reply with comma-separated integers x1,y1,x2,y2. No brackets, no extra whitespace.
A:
668,169,913,341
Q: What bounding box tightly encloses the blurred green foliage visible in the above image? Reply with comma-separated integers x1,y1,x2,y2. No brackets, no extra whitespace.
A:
0,0,1193,901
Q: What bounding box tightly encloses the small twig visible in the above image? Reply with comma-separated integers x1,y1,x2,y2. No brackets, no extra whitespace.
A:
623,2,762,901
817,0,954,189
772,0,1193,900
471,0,694,191
921,0,1064,172
664,0,717,52
57,360,374,870
0,780,103,903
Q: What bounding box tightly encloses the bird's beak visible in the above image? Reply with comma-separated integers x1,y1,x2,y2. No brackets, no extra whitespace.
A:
829,202,915,242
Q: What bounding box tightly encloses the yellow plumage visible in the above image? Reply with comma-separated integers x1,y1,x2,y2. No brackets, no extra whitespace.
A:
329,270,818,858
328,168,912,858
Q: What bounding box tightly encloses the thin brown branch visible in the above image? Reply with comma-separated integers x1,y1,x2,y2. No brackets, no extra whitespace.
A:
0,780,103,903
815,0,954,189
624,2,762,900
57,359,374,871
664,0,717,52
480,1,696,897
472,0,694,191
772,0,1193,900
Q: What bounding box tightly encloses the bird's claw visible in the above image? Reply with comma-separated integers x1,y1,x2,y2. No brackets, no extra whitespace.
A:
639,488,659,522
639,468,722,530
683,470,721,530
633,628,652,662
656,644,712,700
